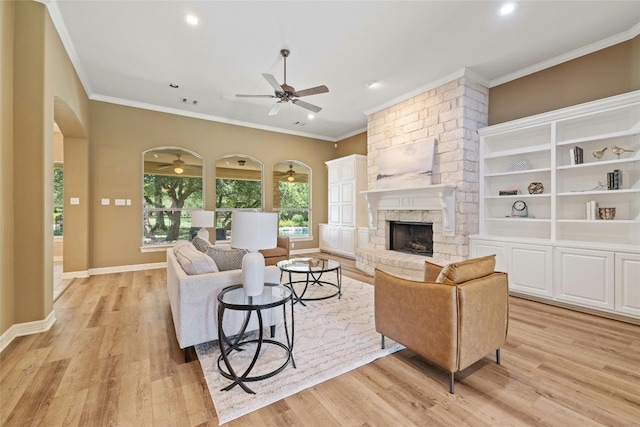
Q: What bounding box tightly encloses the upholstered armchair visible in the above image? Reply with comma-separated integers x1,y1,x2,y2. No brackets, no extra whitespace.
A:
374,254,509,393
260,236,290,266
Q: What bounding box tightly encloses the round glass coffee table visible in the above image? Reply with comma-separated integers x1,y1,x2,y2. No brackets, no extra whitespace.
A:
216,283,295,394
277,258,342,306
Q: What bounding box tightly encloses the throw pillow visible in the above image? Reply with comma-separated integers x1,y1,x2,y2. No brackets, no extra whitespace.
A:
206,246,247,271
191,236,212,253
174,241,219,275
435,254,496,284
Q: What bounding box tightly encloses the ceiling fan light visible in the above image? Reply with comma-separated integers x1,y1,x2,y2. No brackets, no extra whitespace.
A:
286,163,296,181
174,166,184,174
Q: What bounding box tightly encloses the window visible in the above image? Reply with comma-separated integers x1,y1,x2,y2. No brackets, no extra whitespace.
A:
215,155,263,241
142,147,204,246
53,164,64,236
273,160,310,238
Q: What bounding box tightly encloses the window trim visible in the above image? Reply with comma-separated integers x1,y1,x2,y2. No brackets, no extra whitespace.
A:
273,160,312,239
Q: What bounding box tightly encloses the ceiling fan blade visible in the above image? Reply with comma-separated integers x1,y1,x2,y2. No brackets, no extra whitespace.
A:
268,102,284,116
262,73,284,92
292,99,322,113
293,85,329,97
235,94,276,98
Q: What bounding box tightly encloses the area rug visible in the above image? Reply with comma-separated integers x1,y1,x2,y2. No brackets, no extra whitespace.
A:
195,275,403,425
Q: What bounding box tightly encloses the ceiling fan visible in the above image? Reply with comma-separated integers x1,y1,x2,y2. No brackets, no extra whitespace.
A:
157,154,188,174
236,49,329,116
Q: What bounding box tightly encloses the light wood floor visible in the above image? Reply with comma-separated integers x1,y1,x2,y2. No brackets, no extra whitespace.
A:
2,253,639,426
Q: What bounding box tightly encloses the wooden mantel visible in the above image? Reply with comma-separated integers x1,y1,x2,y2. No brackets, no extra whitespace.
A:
360,184,457,236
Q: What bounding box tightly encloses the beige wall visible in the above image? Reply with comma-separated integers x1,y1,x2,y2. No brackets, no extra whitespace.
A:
489,37,640,125
1,0,15,336
2,0,89,335
89,101,337,268
336,132,367,158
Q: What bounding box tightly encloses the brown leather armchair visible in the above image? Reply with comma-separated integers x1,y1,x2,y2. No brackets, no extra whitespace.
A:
374,254,509,393
260,236,290,266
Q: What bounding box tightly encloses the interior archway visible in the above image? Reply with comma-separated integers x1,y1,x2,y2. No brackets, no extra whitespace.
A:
53,97,88,299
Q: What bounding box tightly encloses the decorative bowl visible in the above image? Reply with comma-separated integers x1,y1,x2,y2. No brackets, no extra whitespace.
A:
598,207,616,220
308,258,321,267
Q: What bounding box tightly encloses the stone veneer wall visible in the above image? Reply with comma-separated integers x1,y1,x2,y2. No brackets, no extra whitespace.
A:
359,76,488,277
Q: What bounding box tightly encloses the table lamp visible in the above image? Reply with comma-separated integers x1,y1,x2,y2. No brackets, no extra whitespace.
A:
231,211,278,296
191,210,215,241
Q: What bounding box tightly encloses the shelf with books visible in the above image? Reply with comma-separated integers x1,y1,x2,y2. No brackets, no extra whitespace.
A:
474,91,640,321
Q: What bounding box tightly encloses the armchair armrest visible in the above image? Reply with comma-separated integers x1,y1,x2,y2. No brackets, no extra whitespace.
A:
374,269,458,372
277,236,290,259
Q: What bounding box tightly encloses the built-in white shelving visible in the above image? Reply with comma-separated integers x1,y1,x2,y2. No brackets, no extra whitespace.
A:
471,90,640,321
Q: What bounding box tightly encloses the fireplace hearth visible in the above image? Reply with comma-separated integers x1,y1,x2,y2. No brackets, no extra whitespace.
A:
389,221,433,256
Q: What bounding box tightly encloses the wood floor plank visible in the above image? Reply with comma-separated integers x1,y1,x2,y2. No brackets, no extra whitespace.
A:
1,253,639,426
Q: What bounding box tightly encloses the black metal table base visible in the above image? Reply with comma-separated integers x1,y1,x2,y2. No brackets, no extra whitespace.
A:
217,285,295,394
286,266,342,306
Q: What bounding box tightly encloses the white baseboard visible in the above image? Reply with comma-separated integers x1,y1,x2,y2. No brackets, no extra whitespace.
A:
88,262,166,276
0,310,56,353
290,247,319,256
61,270,89,279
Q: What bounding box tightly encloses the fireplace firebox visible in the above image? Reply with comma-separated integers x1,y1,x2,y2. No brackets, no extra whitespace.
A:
388,221,434,256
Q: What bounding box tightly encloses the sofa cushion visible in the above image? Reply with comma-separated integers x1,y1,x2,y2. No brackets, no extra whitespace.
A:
206,246,247,271
173,241,219,275
191,236,212,253
435,255,496,284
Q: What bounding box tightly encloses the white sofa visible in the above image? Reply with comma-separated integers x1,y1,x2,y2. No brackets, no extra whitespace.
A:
166,242,282,361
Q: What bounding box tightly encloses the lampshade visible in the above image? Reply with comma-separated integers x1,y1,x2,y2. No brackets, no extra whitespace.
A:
191,210,215,228
191,210,215,241
231,211,278,296
231,211,278,251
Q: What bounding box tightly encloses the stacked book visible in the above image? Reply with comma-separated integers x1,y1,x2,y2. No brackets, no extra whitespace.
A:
607,169,622,190
569,146,584,165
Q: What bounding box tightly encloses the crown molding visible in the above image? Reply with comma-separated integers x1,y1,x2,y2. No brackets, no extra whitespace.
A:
90,94,337,142
490,23,640,87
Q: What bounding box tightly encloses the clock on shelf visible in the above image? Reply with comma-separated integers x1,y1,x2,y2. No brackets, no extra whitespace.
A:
511,200,528,218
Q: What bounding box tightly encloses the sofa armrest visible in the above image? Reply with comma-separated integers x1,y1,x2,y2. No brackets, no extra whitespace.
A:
374,269,458,372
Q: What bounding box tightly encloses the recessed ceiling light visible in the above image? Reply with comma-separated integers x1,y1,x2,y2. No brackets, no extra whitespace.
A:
364,80,380,89
169,83,179,88
499,2,517,16
307,114,315,120
185,14,199,26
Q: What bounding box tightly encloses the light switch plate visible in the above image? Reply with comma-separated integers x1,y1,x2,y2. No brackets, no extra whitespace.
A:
70,197,80,205
126,199,132,206
115,199,126,206
101,198,110,205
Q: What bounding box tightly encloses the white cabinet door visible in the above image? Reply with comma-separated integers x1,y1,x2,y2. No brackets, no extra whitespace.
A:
329,184,341,224
319,224,329,251
615,252,640,317
338,227,356,256
340,181,355,226
555,247,614,310
470,239,507,273
328,226,340,251
508,243,553,297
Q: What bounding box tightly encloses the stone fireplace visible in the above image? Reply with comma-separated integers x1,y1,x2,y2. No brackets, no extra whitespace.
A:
356,71,488,280
389,221,433,256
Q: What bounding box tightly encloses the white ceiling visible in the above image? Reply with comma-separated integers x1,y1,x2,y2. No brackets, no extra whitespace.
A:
47,1,640,142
